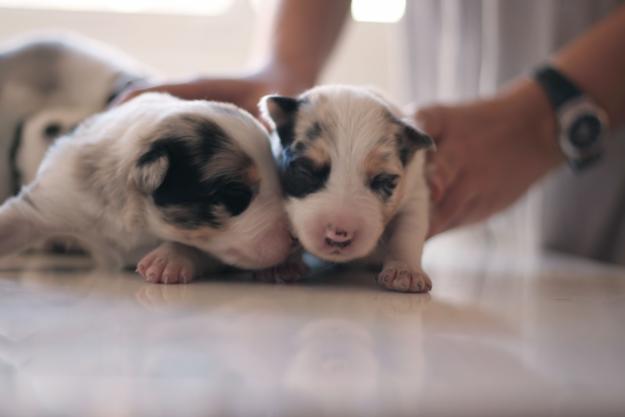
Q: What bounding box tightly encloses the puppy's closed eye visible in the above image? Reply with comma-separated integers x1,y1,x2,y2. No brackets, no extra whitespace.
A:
281,157,330,198
369,173,399,200
209,177,256,216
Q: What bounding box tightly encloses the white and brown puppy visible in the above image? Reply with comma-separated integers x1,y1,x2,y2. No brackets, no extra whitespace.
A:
0,93,292,283
260,85,434,293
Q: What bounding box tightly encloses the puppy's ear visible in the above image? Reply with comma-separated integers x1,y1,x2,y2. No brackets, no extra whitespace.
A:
396,118,435,166
133,145,170,194
259,95,299,147
0,195,51,257
259,95,299,126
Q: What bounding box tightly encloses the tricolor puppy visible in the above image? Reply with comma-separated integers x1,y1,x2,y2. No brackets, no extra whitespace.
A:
260,85,434,293
0,93,292,283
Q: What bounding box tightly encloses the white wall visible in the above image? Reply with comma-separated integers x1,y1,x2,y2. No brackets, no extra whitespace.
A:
0,1,410,102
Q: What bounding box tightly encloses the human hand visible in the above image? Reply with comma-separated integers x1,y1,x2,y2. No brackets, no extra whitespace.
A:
414,79,565,237
110,67,308,117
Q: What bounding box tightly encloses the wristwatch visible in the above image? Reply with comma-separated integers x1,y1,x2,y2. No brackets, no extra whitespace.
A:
533,66,609,171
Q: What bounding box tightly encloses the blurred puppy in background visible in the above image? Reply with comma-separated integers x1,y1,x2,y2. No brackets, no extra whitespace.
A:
0,33,148,202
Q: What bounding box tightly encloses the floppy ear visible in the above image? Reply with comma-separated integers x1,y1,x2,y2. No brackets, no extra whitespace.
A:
259,95,299,126
0,195,51,257
133,145,170,194
259,95,299,148
397,118,435,165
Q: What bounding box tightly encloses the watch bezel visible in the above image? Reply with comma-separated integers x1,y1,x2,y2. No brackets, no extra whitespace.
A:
557,97,609,160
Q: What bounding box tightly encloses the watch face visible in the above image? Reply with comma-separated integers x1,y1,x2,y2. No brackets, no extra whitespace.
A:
568,113,602,148
558,98,608,169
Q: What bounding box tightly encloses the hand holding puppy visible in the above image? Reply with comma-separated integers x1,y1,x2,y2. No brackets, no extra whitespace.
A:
416,79,564,237
111,70,307,117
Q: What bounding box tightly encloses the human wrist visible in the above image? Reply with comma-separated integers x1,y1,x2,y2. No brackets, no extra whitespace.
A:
250,59,317,96
503,78,565,168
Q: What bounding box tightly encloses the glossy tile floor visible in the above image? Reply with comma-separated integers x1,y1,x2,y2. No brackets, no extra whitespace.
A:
1,247,624,417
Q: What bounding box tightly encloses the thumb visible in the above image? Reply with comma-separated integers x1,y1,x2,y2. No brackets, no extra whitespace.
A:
414,104,447,139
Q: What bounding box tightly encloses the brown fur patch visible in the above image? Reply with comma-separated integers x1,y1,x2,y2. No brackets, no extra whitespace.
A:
161,221,223,244
364,141,406,221
291,116,333,167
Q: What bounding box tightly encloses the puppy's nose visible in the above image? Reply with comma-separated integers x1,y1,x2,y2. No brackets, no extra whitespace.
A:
325,225,354,249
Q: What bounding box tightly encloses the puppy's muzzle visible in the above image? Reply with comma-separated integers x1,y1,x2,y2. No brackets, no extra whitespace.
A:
324,225,353,249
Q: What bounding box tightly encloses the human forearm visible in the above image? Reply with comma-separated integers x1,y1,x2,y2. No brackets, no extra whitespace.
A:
258,0,351,92
553,4,625,128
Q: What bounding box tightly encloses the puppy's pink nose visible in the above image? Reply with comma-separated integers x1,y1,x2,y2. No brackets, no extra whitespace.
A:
325,225,354,249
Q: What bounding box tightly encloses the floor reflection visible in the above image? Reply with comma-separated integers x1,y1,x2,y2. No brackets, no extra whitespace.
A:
1,252,624,416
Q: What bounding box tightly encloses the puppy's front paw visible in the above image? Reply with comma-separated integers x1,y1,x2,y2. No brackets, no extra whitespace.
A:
253,259,309,284
137,244,198,284
377,261,432,293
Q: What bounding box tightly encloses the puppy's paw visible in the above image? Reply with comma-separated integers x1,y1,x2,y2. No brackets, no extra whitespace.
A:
136,244,198,284
253,259,309,284
377,261,432,293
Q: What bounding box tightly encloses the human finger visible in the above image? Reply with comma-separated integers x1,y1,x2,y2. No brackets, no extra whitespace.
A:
414,104,448,141
428,178,477,237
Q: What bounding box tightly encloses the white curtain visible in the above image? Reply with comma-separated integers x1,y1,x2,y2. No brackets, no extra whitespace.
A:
403,0,625,264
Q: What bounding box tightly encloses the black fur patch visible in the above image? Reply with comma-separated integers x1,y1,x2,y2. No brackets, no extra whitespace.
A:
277,118,297,148
268,96,300,148
8,120,24,196
43,122,63,140
140,119,256,228
280,148,330,199
271,96,299,114
383,111,433,166
396,125,434,166
396,132,413,166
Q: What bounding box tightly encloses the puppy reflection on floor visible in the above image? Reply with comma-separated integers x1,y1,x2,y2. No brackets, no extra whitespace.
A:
0,93,292,283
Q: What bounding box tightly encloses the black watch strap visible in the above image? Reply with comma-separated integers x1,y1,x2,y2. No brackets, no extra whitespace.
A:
534,67,581,109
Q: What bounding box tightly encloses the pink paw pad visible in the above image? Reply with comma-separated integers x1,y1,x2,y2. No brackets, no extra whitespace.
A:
136,247,195,284
377,263,432,293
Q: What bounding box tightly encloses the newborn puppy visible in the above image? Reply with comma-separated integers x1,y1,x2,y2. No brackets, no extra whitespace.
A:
260,85,434,293
0,33,148,201
0,93,292,283
14,107,91,191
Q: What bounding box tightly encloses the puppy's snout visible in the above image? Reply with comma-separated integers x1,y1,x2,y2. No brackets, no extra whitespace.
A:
295,210,380,262
324,224,354,248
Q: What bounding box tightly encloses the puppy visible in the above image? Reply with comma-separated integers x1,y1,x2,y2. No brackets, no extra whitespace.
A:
14,107,93,192
260,85,434,293
0,93,292,283
0,33,148,201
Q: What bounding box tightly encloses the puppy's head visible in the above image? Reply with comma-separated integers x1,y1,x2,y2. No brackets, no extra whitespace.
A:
131,96,291,269
15,108,88,188
260,86,433,262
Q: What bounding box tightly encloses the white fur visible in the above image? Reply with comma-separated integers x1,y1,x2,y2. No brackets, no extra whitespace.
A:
261,85,433,293
17,107,93,186
0,93,292,282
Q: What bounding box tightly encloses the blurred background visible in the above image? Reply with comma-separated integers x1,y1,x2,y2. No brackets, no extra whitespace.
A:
0,0,536,257
0,0,413,103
